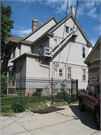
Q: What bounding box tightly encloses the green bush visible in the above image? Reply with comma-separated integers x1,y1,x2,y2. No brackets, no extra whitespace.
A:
1,93,6,97
11,100,27,113
1,104,12,112
32,91,41,97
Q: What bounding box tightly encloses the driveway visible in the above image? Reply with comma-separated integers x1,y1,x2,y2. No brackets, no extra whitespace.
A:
0,105,101,135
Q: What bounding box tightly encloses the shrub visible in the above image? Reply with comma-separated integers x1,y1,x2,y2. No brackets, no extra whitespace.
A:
1,93,6,97
11,100,27,113
32,91,41,97
1,104,12,112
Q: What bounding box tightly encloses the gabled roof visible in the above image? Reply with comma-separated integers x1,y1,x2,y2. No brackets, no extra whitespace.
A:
84,36,101,64
5,35,23,44
21,16,58,41
4,35,23,51
48,14,92,47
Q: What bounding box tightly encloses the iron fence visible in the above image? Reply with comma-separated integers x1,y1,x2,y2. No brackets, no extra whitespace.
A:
1,77,78,106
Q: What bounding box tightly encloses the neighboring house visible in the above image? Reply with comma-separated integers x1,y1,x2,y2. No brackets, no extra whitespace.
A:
84,36,101,83
1,7,92,95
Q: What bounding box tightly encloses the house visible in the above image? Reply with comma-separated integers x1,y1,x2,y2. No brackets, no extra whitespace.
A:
84,36,101,83
1,7,92,95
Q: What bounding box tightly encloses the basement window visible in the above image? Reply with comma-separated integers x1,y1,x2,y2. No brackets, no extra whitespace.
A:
82,46,85,58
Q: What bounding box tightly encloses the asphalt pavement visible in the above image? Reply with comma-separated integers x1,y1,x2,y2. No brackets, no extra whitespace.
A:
0,104,101,135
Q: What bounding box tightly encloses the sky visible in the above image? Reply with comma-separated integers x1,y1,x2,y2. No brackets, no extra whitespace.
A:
2,0,101,48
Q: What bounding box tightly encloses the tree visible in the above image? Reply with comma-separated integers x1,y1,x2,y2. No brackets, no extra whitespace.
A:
1,3,14,48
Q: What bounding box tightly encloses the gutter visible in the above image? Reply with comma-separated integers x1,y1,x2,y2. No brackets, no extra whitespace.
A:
39,63,49,68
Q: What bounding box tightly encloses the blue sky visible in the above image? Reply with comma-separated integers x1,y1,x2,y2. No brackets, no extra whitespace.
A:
2,0,101,46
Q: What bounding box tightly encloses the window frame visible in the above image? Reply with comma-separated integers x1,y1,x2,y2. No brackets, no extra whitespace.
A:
82,69,86,81
68,67,71,79
59,68,63,77
54,38,57,48
82,46,85,58
66,26,69,33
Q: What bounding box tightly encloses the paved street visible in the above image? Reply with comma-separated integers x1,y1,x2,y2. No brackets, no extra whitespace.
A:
0,105,101,135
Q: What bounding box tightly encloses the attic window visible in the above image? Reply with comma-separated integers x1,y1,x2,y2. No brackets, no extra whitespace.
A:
82,46,85,58
54,39,57,48
66,26,69,33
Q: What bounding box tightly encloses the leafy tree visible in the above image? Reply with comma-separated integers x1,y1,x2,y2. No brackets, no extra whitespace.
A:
1,3,14,48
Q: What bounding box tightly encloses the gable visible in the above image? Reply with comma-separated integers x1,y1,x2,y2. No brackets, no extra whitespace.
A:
87,42,100,62
84,36,100,64
24,17,57,42
49,14,92,47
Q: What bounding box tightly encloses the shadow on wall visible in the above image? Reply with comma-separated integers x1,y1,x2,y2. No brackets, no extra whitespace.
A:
69,105,99,130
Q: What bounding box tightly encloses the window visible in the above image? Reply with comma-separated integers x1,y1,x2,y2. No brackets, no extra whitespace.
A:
70,28,72,32
82,46,85,58
68,67,71,79
54,39,57,47
82,69,86,81
59,69,63,76
66,26,69,33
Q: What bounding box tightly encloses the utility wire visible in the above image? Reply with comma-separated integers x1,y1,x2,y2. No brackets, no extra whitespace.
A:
57,0,69,63
64,0,79,79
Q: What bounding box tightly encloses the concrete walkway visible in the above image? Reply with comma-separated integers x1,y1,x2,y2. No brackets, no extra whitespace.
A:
0,105,101,135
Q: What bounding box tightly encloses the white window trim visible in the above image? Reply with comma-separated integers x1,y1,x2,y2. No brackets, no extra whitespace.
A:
54,38,57,48
59,68,63,77
68,67,72,79
82,69,86,81
82,46,85,58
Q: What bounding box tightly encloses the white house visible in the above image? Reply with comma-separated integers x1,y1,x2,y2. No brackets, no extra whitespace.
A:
1,7,92,95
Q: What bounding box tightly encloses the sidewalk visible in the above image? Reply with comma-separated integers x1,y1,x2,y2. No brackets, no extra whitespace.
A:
0,105,101,135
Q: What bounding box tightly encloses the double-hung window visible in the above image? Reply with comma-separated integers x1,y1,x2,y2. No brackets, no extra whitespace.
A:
59,69,63,76
82,46,85,58
82,69,86,81
68,67,71,79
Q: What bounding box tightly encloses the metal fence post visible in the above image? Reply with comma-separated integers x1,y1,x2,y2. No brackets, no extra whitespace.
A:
52,78,53,104
76,79,78,101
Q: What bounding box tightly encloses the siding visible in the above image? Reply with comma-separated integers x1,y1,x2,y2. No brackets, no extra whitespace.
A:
52,17,87,45
50,62,88,89
26,56,49,78
15,57,26,80
26,19,56,41
21,44,31,55
52,42,89,66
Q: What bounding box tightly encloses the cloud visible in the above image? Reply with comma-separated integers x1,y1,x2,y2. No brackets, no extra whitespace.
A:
85,1,95,9
94,25,101,35
87,7,98,18
12,27,32,37
90,39,96,46
19,29,32,36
